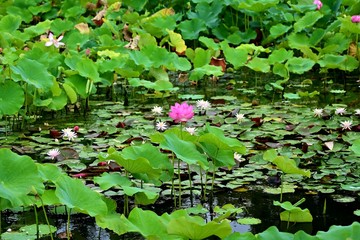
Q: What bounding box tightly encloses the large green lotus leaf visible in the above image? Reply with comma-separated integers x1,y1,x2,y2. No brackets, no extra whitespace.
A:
167,215,232,239
288,33,310,49
47,90,68,110
122,186,159,205
316,222,360,240
75,58,101,83
126,207,169,238
339,16,360,34
93,172,132,190
169,54,192,71
129,50,153,69
141,45,173,68
0,14,21,32
280,209,313,223
220,41,248,69
63,82,78,104
199,36,220,50
187,1,223,28
293,231,320,240
122,0,148,11
36,163,64,182
272,156,311,177
269,24,292,39
121,143,172,172
193,48,213,68
96,213,130,236
246,57,270,73
257,226,293,240
0,81,24,116
50,18,74,36
10,58,53,90
224,232,256,240
55,175,108,217
200,141,235,167
294,11,323,33
178,18,207,40
268,49,294,64
286,57,315,74
189,65,223,81
273,63,289,79
318,54,359,71
159,132,209,169
64,75,92,98
309,28,326,46
0,149,43,207
153,80,177,92
230,0,279,12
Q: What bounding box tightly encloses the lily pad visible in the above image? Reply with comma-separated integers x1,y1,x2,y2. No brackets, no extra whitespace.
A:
237,217,262,225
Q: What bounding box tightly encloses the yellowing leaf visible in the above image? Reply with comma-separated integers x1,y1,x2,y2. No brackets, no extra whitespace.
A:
167,30,186,53
75,23,90,34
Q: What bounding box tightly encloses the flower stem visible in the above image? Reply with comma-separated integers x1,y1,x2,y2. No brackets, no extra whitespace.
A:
67,207,71,240
39,195,54,240
187,163,193,207
34,205,39,239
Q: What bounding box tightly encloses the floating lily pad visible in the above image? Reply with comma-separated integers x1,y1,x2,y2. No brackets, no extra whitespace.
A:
332,195,356,203
354,210,360,216
237,217,262,225
263,184,296,194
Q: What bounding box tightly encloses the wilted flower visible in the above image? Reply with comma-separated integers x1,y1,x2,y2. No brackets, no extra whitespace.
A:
354,109,360,115
152,106,163,115
47,148,60,160
185,127,196,135
62,128,77,141
341,120,352,130
351,15,360,23
196,100,211,111
236,113,246,122
313,108,323,118
313,0,322,10
156,121,167,131
45,33,65,48
169,102,194,123
335,108,346,115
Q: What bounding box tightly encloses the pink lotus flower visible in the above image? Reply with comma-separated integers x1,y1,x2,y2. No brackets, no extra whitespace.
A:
313,0,322,10
45,33,65,48
169,102,194,123
351,15,360,23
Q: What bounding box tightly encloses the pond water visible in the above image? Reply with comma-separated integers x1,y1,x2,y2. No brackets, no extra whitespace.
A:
0,71,359,239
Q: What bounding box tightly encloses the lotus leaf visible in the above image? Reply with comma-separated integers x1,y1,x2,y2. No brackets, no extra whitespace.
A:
0,81,24,116
0,149,44,208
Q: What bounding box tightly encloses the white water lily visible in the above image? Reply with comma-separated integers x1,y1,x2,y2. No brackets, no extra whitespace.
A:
236,113,246,122
355,109,360,115
196,100,211,111
62,128,77,141
340,120,352,130
47,148,60,160
185,127,196,135
151,106,163,115
234,152,244,163
335,108,346,115
45,33,65,48
156,121,167,131
313,108,323,118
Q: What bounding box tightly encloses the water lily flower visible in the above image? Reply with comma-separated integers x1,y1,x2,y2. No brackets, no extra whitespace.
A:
313,108,323,118
185,127,196,135
156,121,168,131
169,102,194,123
47,148,60,160
351,15,360,23
234,152,244,163
236,113,246,122
335,108,346,115
341,120,352,130
151,106,163,115
62,128,77,141
45,33,65,48
73,125,80,132
196,100,211,111
313,0,322,10
355,109,360,115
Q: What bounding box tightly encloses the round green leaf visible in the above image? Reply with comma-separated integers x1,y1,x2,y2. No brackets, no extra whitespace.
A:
0,81,24,115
